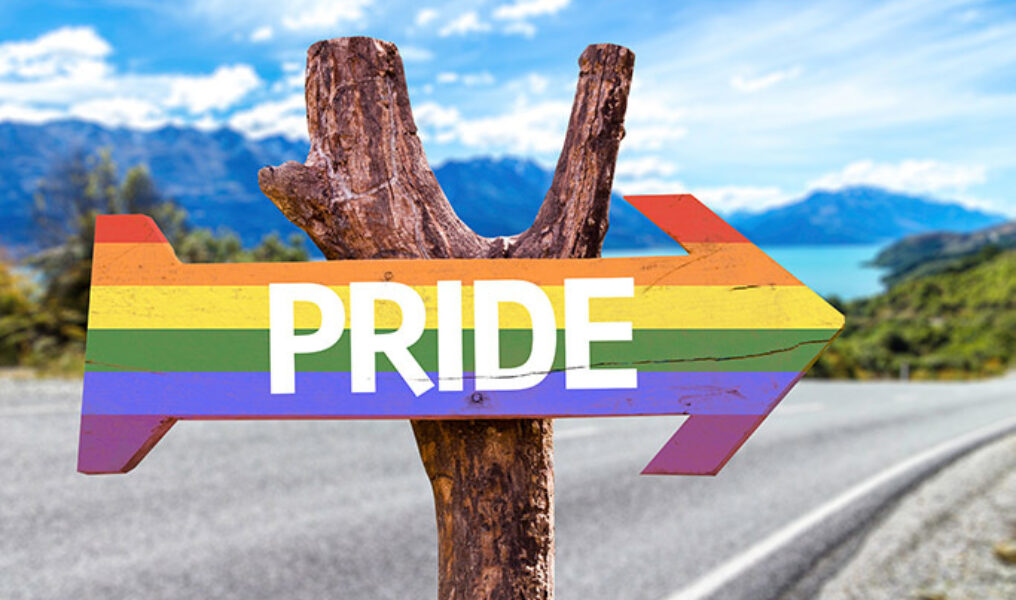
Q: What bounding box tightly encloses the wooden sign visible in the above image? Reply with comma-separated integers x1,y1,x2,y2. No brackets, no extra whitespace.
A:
78,194,843,476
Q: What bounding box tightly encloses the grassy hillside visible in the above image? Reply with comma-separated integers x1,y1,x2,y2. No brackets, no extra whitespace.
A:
871,220,1016,285
813,247,1016,379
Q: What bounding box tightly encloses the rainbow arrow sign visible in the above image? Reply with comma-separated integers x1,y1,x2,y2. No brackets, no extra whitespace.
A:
78,194,843,476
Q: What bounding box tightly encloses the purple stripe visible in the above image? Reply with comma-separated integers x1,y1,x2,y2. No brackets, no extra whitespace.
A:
83,371,797,418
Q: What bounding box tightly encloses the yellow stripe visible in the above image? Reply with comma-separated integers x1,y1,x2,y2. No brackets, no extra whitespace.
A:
88,284,843,330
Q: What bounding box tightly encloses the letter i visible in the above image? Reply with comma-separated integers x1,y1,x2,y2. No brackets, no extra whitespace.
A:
437,281,463,391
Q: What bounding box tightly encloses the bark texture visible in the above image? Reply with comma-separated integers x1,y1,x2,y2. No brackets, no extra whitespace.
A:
259,36,634,599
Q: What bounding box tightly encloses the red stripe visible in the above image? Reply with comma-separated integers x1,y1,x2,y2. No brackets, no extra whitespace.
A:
93,215,168,244
623,194,751,244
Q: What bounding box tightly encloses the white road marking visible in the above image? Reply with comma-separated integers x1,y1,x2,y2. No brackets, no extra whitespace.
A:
0,402,77,417
662,414,1016,600
555,426,600,441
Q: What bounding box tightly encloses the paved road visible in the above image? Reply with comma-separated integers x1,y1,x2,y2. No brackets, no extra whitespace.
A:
2,376,1014,599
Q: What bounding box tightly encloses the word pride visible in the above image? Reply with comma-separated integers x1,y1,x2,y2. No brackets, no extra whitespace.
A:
269,278,636,396
78,195,843,477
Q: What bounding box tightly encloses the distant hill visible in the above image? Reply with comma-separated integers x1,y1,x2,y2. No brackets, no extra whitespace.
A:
871,220,1016,284
0,120,672,254
431,157,673,249
0,120,1005,255
727,186,1004,245
0,120,308,253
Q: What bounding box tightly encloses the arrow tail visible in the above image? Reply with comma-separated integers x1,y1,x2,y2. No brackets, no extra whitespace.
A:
80,215,179,474
78,415,176,474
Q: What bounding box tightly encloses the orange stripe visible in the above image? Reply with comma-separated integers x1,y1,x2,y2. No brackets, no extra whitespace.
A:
91,242,804,287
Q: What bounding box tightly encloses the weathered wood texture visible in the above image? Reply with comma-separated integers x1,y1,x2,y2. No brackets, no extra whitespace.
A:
259,36,634,599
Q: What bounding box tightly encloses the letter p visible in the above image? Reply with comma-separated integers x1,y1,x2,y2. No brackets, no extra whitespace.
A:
269,283,345,394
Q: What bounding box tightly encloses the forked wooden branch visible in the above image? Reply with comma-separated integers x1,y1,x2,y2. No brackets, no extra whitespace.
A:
259,36,634,599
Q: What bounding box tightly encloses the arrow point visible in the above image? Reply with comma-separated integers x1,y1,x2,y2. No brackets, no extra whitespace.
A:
623,194,752,245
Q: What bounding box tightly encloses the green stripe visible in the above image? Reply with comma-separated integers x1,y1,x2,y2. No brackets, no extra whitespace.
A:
85,329,836,374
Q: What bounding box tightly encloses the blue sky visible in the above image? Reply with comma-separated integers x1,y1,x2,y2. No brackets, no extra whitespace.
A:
1,0,1014,214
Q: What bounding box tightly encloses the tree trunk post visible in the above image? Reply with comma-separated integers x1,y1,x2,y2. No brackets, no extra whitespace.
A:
259,36,634,599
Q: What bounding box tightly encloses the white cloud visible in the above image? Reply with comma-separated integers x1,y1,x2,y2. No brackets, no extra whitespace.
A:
610,177,787,213
69,97,167,130
614,158,993,216
623,124,689,151
493,0,570,20
166,64,262,114
809,159,987,196
414,102,461,130
464,72,494,86
439,12,492,37
526,73,548,94
415,8,439,27
436,71,494,86
0,26,111,80
415,98,571,154
0,27,263,131
228,94,307,140
730,66,802,93
249,26,273,42
616,156,680,179
617,158,993,215
503,21,537,37
271,62,305,93
492,0,568,37
189,0,373,35
621,88,690,151
279,0,372,30
399,45,434,62
0,102,65,124
612,177,687,196
691,185,788,213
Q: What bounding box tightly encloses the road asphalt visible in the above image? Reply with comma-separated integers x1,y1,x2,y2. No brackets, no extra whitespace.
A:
2,375,1014,599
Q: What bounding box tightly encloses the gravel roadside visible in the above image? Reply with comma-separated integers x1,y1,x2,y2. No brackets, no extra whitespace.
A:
816,433,1016,600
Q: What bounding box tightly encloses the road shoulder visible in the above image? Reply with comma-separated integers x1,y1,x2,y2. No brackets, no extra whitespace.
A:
815,433,1016,600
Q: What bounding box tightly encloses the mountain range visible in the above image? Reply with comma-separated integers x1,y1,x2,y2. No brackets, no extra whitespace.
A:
727,186,1003,245
0,120,1006,255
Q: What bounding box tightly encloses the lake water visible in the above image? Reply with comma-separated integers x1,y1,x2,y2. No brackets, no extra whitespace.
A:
604,244,888,300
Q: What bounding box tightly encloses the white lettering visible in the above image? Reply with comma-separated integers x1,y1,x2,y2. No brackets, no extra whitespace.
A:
350,282,433,396
269,283,345,394
474,280,556,391
564,277,636,389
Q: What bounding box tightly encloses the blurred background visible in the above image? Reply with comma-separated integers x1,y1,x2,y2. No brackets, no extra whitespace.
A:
1,1,1015,599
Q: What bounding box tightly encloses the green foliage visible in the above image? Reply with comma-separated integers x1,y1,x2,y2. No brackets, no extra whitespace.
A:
0,150,308,373
175,230,309,263
871,220,1016,286
814,248,1016,379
